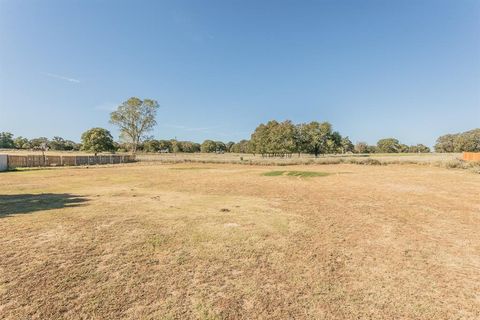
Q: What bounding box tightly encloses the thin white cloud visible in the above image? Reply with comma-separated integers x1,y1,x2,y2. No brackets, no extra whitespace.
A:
43,72,80,83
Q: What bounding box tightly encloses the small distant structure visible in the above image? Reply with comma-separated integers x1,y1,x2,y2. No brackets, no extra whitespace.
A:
0,154,7,171
463,152,480,161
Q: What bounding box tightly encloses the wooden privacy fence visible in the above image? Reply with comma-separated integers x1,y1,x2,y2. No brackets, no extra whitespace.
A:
5,154,135,169
463,152,480,161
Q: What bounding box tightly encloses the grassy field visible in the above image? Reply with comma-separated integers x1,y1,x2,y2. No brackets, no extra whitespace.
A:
1,149,463,163
1,163,479,319
136,151,463,164
135,152,480,173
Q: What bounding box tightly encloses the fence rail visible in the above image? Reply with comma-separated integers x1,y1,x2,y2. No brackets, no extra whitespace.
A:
4,154,135,169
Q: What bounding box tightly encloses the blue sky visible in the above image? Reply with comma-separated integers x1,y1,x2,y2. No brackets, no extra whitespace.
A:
1,0,479,146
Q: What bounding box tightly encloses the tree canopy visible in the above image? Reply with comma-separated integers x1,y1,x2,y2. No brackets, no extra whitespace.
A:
376,138,401,153
110,97,159,153
81,128,115,153
435,129,480,152
0,132,14,148
250,120,343,157
200,140,218,153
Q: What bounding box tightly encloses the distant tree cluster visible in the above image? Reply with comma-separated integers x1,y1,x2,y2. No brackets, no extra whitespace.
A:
249,120,353,157
246,120,432,156
434,129,480,153
139,139,247,154
140,139,201,153
200,140,227,153
354,142,377,154
0,132,81,151
230,140,251,153
375,138,430,154
352,140,429,154
1,128,434,156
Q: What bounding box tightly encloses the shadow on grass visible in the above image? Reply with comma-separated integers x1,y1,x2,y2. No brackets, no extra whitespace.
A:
0,193,88,218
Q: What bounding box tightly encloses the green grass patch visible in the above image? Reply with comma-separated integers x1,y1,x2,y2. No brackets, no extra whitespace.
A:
263,170,286,176
263,170,330,177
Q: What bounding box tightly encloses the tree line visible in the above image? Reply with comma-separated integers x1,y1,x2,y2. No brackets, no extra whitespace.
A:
433,129,480,153
1,96,478,154
248,120,434,156
0,133,81,151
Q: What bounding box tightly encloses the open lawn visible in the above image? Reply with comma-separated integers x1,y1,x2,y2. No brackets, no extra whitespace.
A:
0,163,479,319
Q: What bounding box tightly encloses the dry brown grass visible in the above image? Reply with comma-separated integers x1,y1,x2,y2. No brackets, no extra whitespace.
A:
136,152,480,173
1,163,479,319
137,152,463,164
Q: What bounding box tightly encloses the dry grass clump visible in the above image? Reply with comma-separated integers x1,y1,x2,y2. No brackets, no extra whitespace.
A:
344,158,383,165
435,159,480,173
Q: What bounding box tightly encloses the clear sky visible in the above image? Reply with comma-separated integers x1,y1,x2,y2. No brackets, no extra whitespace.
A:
1,0,479,146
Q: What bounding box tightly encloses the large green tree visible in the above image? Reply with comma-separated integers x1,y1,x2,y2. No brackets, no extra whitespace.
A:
272,120,297,155
250,120,297,156
110,97,159,153
377,138,401,153
179,141,201,153
226,141,235,152
250,123,268,155
81,128,115,154
453,129,480,152
434,129,480,152
354,142,370,153
214,141,227,153
250,120,344,157
13,136,30,149
0,132,14,148
231,140,251,153
409,144,430,153
201,140,217,153
434,134,457,152
143,139,161,152
158,140,172,152
340,136,354,153
49,136,79,151
298,121,335,157
29,137,50,149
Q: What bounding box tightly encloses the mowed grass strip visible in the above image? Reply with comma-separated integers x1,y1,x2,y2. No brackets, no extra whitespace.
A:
263,170,330,177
